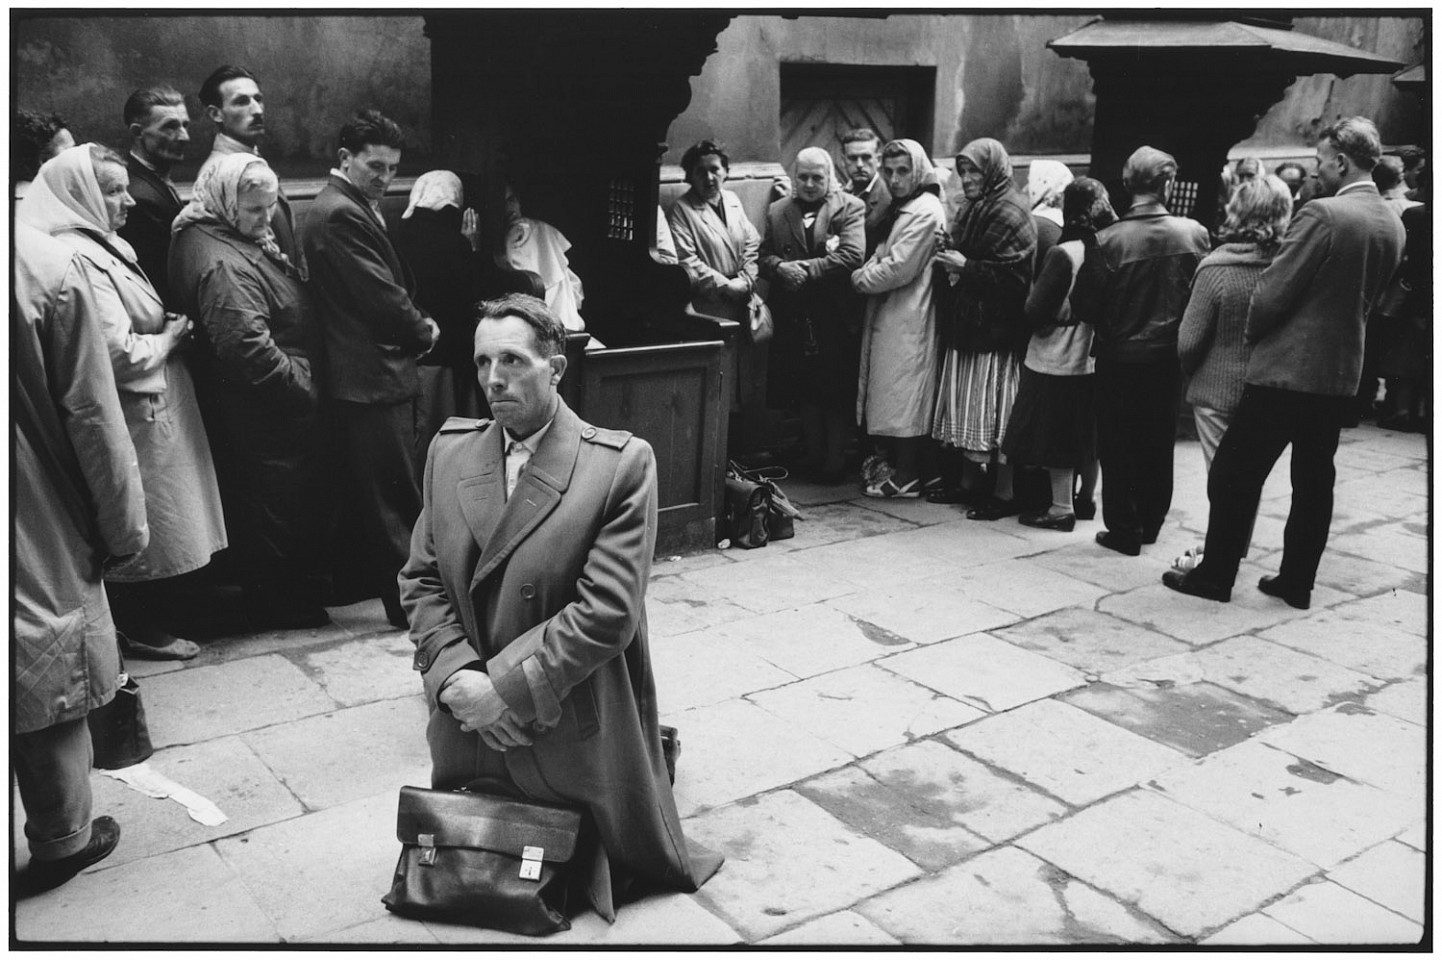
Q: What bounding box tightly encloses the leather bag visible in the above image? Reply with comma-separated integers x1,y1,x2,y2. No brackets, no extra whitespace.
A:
382,782,588,936
87,671,154,771
724,461,801,547
746,292,775,345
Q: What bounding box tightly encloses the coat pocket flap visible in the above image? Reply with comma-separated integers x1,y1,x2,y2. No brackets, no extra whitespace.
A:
395,786,581,862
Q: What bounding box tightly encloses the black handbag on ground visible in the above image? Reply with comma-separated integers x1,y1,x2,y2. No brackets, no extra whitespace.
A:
87,670,154,770
382,780,588,936
725,461,801,547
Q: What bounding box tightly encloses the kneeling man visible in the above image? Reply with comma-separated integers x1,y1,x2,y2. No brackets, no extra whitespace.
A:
398,294,721,921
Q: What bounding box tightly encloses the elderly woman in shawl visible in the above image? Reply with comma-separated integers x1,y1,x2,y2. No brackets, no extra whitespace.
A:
851,138,947,497
393,170,485,448
928,138,1037,518
759,146,866,481
1027,159,1072,274
168,152,327,630
1000,177,1117,532
19,144,226,660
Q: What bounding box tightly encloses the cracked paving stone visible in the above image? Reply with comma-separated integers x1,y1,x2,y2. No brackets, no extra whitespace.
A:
1199,912,1317,945
881,633,1086,714
1256,704,1425,801
1327,841,1426,924
1061,681,1292,758
1262,880,1423,945
992,606,1191,675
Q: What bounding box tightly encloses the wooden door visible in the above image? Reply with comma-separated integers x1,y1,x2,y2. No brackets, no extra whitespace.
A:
779,65,935,172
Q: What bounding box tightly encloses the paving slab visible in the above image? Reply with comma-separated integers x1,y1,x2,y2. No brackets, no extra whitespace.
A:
848,739,1068,844
663,698,852,816
924,558,1109,619
942,699,1189,806
1328,526,1428,574
1256,609,1426,682
990,607,1192,676
676,553,863,614
650,625,797,713
1330,442,1421,477
1099,581,1342,646
1018,790,1317,938
1394,821,1426,851
1331,477,1429,523
1147,739,1418,867
747,663,984,757
794,764,992,870
293,630,423,707
1100,635,1384,715
788,526,974,589
882,634,1087,714
1262,879,1424,945
1364,679,1427,726
85,736,304,870
646,574,761,630
1198,912,1317,945
424,890,740,945
856,845,1174,945
242,696,432,810
1329,588,1429,637
649,550,735,577
684,790,921,941
1256,703,1426,801
298,915,441,944
142,653,338,748
15,844,280,943
779,500,919,549
1061,681,1292,758
827,581,1019,645
846,493,968,526
214,790,400,942
758,909,900,945
1312,551,1424,598
712,603,913,678
1029,540,1169,593
1327,840,1426,924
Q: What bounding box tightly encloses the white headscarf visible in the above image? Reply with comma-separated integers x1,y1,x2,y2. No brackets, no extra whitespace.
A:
403,170,464,219
1027,159,1074,218
793,146,841,197
18,143,139,262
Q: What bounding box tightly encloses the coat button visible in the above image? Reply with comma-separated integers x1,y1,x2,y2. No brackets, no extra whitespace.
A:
415,652,429,670
582,426,596,439
521,583,537,600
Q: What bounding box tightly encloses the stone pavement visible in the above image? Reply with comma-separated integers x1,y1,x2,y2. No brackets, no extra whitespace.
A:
13,423,1429,946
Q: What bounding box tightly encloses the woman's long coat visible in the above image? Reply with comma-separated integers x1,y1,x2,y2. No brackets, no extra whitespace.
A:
14,223,148,734
852,190,946,436
56,227,227,582
399,400,723,920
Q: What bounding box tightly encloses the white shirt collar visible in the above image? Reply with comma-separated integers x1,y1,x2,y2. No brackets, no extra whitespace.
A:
503,418,554,454
1336,180,1378,197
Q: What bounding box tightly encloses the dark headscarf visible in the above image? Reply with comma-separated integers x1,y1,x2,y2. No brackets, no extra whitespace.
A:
1059,177,1118,327
949,138,1036,267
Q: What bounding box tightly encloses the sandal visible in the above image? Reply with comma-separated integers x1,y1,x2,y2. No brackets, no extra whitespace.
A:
864,477,921,499
1172,545,1204,572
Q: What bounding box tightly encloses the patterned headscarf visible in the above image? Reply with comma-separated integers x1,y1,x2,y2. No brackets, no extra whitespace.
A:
171,152,291,269
18,143,140,263
403,170,464,219
950,138,1035,266
1026,159,1074,214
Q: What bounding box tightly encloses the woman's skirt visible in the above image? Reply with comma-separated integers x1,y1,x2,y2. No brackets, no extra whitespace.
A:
1000,366,1097,468
932,348,1021,452
106,358,228,583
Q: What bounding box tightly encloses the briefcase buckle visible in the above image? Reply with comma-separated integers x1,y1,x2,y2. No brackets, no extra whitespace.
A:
519,845,544,881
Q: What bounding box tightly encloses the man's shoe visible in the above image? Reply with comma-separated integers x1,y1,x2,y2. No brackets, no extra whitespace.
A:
967,497,1022,521
19,817,120,897
1141,527,1162,545
1161,568,1231,603
1019,511,1076,532
1258,575,1311,610
1095,531,1141,556
1073,497,1096,521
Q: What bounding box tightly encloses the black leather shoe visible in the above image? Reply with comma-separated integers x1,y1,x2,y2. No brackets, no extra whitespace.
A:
1162,568,1231,602
1141,526,1162,545
1019,511,1076,532
1095,531,1141,556
926,486,974,505
1073,498,1096,521
967,497,1022,521
1258,575,1311,610
20,817,120,897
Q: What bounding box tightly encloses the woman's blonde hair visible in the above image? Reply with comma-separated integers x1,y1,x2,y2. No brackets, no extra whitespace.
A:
1219,174,1293,251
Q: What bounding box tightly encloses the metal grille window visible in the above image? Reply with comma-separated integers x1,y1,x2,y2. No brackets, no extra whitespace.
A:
1170,179,1199,219
607,178,636,241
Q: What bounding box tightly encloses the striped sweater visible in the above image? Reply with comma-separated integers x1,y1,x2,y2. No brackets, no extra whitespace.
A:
1177,243,1275,413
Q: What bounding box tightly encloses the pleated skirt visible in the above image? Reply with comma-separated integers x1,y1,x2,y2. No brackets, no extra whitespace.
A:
931,348,1021,452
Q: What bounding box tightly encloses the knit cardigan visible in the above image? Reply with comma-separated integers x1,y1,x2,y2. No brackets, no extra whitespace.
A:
1177,243,1274,413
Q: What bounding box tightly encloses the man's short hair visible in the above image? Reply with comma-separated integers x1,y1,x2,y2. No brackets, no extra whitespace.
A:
1397,146,1426,171
1122,146,1178,195
680,139,728,179
338,110,405,155
1373,154,1406,192
840,128,881,149
475,294,567,359
124,85,185,128
13,110,68,182
1274,160,1308,180
199,65,256,109
1319,117,1383,172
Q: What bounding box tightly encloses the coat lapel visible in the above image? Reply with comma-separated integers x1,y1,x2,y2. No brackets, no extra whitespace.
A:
469,401,581,588
457,424,505,553
813,196,837,249
782,202,806,254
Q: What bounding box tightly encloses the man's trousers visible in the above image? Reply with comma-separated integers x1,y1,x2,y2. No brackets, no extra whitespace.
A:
14,716,95,860
1095,355,1180,545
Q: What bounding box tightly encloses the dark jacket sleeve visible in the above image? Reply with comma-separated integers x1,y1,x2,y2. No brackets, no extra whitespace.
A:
196,259,315,408
1024,246,1077,330
800,195,866,280
314,202,434,354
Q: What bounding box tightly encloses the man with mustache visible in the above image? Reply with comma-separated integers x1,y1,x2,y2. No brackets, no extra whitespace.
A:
196,65,297,261
118,86,190,305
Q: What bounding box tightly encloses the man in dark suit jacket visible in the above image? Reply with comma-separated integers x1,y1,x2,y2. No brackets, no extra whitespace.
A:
841,128,893,256
117,86,190,306
302,110,438,626
1165,117,1405,609
399,294,722,919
